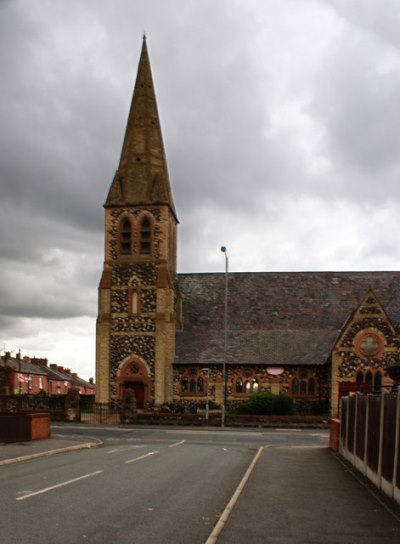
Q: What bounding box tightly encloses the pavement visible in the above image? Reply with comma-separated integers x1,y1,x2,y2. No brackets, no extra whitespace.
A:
0,432,101,465
215,445,400,544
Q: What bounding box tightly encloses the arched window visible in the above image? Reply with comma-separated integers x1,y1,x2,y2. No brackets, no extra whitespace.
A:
180,368,209,396
290,369,318,397
356,370,364,384
140,217,152,254
374,371,382,392
120,219,132,254
233,369,259,395
365,370,373,384
291,378,299,395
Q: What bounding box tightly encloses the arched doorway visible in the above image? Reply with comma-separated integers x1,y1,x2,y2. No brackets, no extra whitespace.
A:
117,358,151,409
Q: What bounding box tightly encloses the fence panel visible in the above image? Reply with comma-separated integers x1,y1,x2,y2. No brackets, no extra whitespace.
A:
347,396,356,454
341,397,348,446
381,394,397,482
355,394,367,460
366,395,381,473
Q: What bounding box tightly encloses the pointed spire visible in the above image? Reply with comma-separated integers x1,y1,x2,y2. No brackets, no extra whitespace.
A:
106,38,177,219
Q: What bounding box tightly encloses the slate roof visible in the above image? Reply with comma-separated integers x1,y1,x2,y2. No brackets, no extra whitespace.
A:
174,271,400,367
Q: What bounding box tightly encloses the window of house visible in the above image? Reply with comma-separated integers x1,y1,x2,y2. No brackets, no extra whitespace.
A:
39,376,43,390
290,369,317,397
180,368,206,395
140,217,151,254
120,219,132,254
28,375,33,390
234,370,259,394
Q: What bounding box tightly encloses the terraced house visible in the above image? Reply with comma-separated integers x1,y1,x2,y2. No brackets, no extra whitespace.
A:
95,38,400,416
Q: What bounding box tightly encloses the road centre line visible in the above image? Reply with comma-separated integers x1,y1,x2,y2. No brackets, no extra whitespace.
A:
169,440,186,448
125,451,159,464
16,470,103,501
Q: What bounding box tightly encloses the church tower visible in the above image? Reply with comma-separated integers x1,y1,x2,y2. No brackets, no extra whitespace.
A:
96,37,178,407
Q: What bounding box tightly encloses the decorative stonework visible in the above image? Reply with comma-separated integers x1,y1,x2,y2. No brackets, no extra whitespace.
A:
111,289,128,313
337,352,398,380
340,318,396,348
141,289,157,313
112,264,156,287
111,317,155,333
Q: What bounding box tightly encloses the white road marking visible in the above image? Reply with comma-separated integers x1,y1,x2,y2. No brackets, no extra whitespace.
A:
275,445,327,450
274,428,302,432
16,470,103,501
125,451,159,464
169,440,186,448
107,445,145,454
205,446,265,544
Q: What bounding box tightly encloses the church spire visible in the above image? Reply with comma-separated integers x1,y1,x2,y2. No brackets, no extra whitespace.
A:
105,37,177,219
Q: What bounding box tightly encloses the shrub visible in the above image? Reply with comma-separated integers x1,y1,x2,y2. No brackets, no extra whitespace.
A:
235,392,294,415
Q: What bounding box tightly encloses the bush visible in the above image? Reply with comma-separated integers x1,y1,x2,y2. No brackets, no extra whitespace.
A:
235,392,294,415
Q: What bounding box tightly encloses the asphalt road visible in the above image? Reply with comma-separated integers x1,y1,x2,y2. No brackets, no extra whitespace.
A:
0,426,328,544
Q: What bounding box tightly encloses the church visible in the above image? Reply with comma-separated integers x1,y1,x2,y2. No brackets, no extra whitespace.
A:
95,38,400,416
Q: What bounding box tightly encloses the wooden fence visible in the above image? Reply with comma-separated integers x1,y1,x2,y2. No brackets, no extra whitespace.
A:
340,391,400,505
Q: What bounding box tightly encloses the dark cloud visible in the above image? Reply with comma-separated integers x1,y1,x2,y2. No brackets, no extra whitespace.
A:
0,0,399,377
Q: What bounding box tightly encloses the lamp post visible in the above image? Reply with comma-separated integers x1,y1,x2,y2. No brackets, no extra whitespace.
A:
202,367,210,422
221,246,228,427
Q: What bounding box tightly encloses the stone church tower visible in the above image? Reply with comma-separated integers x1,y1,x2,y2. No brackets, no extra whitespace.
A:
96,37,179,407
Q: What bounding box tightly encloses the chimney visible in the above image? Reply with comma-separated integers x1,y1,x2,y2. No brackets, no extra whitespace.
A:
57,366,64,373
16,351,21,360
72,373,78,378
23,356,31,363
89,378,94,385
50,364,58,369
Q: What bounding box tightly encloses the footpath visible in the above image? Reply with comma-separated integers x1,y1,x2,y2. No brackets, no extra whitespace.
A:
0,433,101,465
214,445,400,544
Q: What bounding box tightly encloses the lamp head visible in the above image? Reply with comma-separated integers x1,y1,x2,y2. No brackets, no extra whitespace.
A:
220,246,226,253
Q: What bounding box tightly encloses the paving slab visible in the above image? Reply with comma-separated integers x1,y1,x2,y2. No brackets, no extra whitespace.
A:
217,446,400,544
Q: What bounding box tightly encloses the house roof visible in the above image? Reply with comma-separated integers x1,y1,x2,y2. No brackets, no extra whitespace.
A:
174,271,400,367
3,358,48,376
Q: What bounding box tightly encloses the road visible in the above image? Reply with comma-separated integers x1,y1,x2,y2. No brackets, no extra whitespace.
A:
0,425,328,544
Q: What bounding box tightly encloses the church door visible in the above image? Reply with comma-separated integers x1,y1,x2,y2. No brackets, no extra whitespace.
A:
124,381,145,409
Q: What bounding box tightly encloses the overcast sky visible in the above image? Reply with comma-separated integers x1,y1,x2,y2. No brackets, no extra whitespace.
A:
1,0,399,379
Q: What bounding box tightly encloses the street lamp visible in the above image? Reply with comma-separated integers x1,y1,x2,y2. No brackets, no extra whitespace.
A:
221,246,228,427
